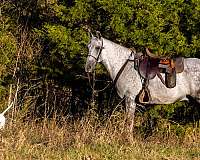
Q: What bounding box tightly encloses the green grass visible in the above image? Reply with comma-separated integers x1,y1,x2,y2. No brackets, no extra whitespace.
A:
0,113,199,160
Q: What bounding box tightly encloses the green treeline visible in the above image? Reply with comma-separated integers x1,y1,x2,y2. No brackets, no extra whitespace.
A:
0,0,200,125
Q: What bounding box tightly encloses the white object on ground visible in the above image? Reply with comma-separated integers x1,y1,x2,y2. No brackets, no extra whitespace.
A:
0,114,6,129
0,102,13,129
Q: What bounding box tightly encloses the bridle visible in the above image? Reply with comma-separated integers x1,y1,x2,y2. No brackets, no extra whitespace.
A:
87,38,112,93
88,38,104,62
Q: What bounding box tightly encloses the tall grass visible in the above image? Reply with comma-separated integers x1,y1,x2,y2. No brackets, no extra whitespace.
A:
0,109,199,160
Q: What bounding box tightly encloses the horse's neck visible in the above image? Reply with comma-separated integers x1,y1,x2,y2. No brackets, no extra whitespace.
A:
101,39,132,80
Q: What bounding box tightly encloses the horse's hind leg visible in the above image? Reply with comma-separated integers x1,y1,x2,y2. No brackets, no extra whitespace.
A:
125,97,136,132
187,95,200,126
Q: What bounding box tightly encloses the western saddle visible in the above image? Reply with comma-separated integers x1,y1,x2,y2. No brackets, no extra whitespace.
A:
134,48,184,104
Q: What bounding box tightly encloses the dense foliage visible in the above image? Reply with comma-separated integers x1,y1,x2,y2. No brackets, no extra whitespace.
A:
0,0,200,128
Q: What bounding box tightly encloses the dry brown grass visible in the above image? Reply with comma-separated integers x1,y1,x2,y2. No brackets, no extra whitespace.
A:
0,110,200,160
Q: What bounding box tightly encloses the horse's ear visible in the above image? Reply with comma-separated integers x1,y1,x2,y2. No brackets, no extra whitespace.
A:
82,26,94,38
85,27,94,38
96,31,102,39
88,29,94,38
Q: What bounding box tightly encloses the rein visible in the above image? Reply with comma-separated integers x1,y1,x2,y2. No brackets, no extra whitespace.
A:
113,50,135,86
87,38,112,93
87,72,112,93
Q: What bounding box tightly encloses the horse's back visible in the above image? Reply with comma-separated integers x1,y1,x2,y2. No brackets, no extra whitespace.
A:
183,57,200,94
184,57,200,66
184,58,200,78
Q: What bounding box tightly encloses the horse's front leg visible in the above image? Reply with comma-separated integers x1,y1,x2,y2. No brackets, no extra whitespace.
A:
125,97,136,132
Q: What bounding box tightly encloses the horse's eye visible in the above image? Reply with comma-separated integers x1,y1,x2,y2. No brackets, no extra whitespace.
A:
96,46,101,49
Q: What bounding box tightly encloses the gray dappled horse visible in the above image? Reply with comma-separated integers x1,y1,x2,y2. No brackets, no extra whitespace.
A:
85,32,200,132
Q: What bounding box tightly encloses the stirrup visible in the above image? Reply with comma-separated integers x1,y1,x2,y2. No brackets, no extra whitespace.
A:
138,87,151,104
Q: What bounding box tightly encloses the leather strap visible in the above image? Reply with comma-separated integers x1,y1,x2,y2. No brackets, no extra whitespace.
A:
113,51,134,86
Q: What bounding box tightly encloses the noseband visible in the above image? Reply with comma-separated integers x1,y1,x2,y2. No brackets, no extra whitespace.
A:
88,38,104,62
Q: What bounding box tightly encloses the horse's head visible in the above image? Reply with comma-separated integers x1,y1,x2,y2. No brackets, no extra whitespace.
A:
85,31,104,73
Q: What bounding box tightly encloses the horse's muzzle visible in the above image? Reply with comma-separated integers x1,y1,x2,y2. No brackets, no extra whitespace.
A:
85,60,96,73
85,64,95,73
